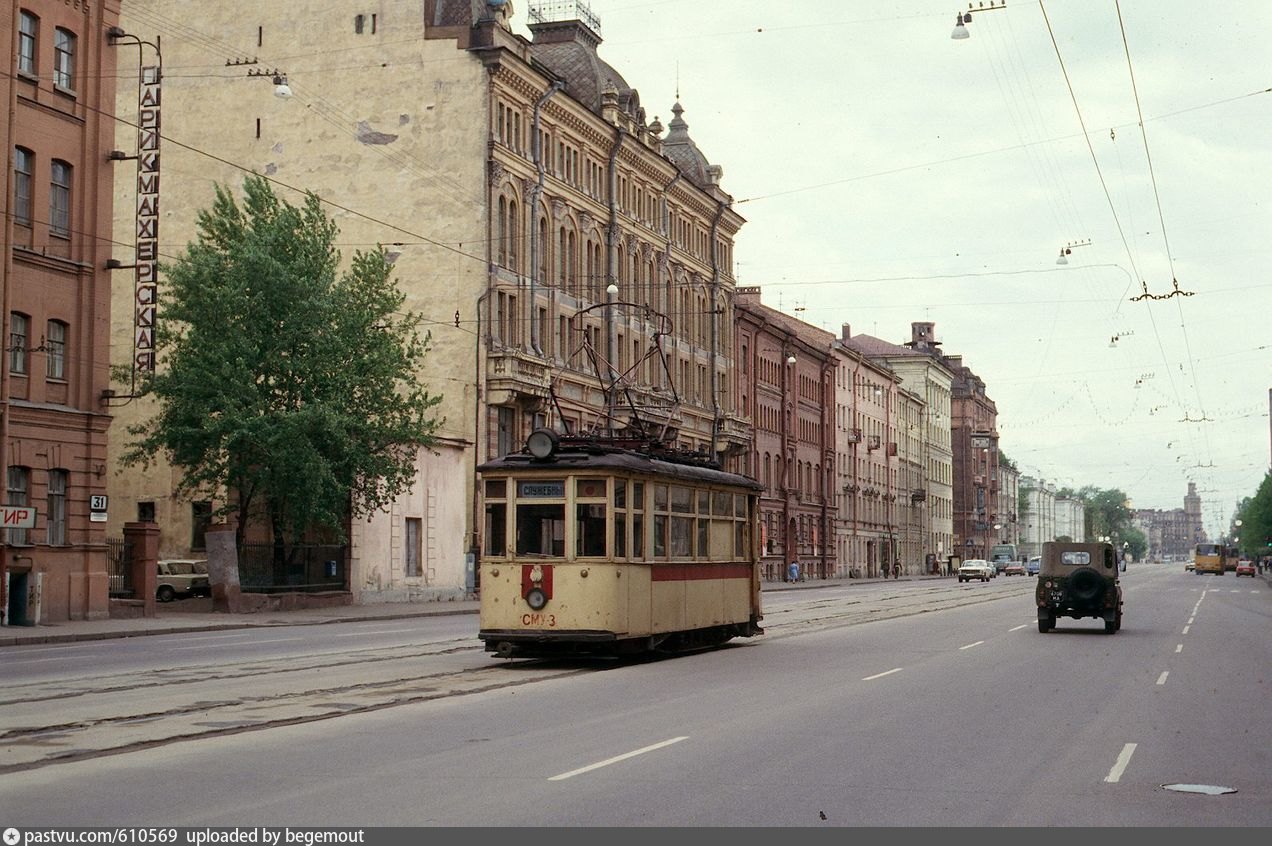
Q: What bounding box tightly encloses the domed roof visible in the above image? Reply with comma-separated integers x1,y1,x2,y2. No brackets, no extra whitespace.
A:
528,19,640,118
661,102,717,189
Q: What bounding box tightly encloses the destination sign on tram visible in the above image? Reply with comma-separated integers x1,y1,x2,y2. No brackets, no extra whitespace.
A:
519,481,565,498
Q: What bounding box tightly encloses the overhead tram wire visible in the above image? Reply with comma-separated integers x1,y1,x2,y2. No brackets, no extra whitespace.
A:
1036,2,1202,434
1114,0,1213,465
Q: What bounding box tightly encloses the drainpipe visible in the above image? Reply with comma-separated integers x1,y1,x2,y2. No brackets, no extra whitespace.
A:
658,171,681,395
528,80,564,356
0,1,18,619
604,126,626,433
707,200,727,460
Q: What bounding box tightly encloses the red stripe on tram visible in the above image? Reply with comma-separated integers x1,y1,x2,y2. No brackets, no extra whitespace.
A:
650,563,755,582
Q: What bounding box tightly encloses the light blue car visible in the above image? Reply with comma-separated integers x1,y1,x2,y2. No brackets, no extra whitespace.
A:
1026,556,1041,576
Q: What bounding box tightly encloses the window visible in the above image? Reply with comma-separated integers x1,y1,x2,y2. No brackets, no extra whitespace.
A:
18,12,38,76
46,320,66,380
137,501,155,522
54,27,76,89
7,466,30,545
14,148,33,226
9,313,29,375
405,517,422,577
191,501,212,551
47,469,68,545
50,160,71,236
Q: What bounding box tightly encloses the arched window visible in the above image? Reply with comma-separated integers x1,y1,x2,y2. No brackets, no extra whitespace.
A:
507,199,520,272
497,196,508,267
537,213,548,283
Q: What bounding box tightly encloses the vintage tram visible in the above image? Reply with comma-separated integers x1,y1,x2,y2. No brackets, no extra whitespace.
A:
477,428,765,659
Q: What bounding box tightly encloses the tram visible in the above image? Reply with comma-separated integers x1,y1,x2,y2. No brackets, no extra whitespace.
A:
477,428,765,659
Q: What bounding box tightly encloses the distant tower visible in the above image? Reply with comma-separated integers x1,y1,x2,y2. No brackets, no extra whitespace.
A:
1184,482,1204,546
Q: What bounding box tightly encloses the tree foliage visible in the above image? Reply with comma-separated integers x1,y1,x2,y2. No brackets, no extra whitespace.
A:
1234,474,1272,559
123,175,443,550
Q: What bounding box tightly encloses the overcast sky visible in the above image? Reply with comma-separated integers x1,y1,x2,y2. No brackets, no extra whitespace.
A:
512,0,1272,538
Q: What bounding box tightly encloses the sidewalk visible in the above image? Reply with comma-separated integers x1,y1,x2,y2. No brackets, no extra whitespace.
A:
0,572,947,648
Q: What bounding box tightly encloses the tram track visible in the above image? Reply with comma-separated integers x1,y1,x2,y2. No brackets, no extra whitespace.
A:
3,581,1033,773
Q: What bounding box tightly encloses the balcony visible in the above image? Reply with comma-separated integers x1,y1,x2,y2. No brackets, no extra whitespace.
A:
846,428,862,443
487,348,550,406
911,489,927,502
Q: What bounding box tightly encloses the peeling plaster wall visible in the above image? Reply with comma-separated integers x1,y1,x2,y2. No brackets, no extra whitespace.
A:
108,2,488,592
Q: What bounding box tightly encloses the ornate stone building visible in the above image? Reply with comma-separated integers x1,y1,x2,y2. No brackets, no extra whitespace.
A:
105,0,743,600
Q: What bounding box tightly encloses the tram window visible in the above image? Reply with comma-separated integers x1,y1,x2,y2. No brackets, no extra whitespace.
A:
654,484,668,511
671,485,692,513
632,512,644,559
484,503,506,556
698,490,710,514
653,514,667,557
614,482,627,509
735,521,746,557
615,512,627,558
576,503,607,557
713,491,730,515
671,515,693,556
516,503,565,556
697,519,708,557
735,494,747,517
484,479,506,499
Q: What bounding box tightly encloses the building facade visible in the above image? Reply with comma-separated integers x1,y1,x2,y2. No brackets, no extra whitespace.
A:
736,291,835,581
2,0,120,624
106,0,743,600
835,322,954,575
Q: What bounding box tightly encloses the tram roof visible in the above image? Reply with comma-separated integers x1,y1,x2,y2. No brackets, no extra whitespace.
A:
478,446,763,491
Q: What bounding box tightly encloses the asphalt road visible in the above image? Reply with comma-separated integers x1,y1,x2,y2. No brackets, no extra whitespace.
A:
1,566,1266,826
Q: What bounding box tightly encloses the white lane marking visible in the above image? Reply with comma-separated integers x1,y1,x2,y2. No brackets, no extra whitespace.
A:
1182,625,1190,635
1187,617,1194,625
862,668,903,681
1104,743,1137,783
1008,624,1028,632
1230,590,1240,593
959,641,985,650
1156,672,1169,686
332,629,419,637
548,736,688,781
1175,644,1183,653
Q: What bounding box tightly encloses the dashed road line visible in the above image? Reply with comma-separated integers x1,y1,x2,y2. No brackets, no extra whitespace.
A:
1104,743,1137,783
1008,624,1028,632
862,667,903,681
1156,671,1169,686
959,641,984,650
1175,644,1183,653
1182,625,1190,635
548,736,688,781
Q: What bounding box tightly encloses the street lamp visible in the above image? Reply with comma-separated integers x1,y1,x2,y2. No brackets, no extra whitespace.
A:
951,1,1007,40
1056,239,1091,265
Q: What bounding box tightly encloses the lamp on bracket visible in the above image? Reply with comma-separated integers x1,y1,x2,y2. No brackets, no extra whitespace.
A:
1056,238,1091,265
247,67,292,99
951,1,1007,40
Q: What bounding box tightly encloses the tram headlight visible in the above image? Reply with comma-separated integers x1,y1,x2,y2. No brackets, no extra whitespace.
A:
526,428,559,459
525,587,548,610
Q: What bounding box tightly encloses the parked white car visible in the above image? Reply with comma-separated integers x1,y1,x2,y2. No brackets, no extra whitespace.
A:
957,559,994,583
156,559,210,602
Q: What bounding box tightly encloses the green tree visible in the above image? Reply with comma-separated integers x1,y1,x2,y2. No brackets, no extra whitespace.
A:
1234,474,1272,559
123,174,443,564
1075,486,1135,544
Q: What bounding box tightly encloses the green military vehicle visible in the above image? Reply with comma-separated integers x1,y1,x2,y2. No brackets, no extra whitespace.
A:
1036,541,1122,634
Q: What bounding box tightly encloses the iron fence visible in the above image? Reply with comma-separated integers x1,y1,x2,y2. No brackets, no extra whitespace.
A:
107,536,134,597
236,543,347,593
